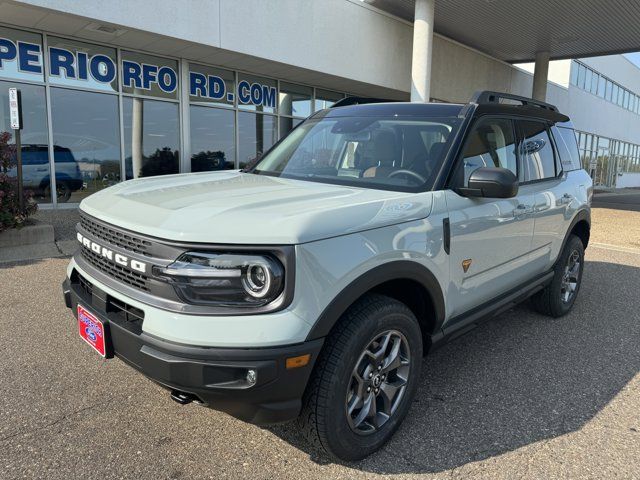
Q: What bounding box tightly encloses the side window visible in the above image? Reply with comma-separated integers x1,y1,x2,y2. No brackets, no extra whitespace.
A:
552,126,582,171
459,118,517,186
519,121,557,181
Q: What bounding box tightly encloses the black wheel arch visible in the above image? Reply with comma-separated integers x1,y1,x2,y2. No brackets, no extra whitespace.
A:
305,261,446,344
560,208,591,257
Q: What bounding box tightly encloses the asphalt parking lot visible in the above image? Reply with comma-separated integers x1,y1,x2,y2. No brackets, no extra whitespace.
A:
1,207,639,480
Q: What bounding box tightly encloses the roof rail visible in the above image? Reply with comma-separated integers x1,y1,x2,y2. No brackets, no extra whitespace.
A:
330,96,398,108
470,90,558,112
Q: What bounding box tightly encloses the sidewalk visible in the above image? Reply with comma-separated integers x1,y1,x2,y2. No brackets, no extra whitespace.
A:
0,208,79,264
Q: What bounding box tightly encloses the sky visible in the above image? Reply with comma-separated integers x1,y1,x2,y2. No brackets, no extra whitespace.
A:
625,52,640,69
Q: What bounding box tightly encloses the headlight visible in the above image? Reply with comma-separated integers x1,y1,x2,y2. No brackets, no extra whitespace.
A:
156,252,285,307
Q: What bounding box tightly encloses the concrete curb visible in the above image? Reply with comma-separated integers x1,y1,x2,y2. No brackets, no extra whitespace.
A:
0,221,55,248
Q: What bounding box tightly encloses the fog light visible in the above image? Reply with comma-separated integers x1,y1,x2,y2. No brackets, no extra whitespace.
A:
246,369,258,386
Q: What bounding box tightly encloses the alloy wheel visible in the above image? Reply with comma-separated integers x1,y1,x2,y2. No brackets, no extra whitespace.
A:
345,330,410,435
560,249,581,303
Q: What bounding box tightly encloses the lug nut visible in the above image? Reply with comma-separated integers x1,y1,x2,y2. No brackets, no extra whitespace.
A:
381,374,386,380
375,388,379,394
368,372,373,378
367,386,371,393
377,365,382,371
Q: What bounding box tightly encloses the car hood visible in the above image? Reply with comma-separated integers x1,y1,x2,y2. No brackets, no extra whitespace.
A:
80,171,433,244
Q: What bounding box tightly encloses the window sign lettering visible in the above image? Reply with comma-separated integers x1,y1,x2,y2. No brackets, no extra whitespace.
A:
0,26,44,82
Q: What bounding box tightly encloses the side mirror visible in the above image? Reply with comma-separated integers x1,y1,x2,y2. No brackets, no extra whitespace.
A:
457,167,518,198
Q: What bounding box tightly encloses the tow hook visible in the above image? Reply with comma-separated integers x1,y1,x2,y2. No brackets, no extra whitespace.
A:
170,389,196,405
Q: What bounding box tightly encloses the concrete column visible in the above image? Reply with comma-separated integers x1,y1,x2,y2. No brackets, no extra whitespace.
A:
532,51,550,101
410,0,435,102
131,97,144,179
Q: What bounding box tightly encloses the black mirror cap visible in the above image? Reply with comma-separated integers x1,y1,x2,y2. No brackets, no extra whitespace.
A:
458,167,518,199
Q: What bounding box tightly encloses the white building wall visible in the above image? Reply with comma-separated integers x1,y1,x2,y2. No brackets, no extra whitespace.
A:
8,0,589,105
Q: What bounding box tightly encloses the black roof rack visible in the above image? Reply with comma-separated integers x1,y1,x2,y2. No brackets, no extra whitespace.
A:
470,90,559,112
330,96,398,108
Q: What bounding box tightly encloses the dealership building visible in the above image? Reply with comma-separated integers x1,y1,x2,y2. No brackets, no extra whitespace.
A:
1,0,640,208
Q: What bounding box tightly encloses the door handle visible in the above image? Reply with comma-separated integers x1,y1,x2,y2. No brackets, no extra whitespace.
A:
558,193,573,206
513,204,532,218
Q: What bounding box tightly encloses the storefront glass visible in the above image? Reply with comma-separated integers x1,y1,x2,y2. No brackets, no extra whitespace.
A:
279,82,312,118
238,111,277,168
123,97,180,179
237,73,277,114
190,105,235,171
0,80,50,202
189,64,235,107
47,37,118,93
121,51,179,100
50,88,120,203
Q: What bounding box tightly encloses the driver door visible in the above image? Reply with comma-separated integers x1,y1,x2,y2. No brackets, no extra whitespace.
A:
444,116,536,320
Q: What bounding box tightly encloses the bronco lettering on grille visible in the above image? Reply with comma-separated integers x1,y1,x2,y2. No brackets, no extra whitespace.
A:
77,232,147,274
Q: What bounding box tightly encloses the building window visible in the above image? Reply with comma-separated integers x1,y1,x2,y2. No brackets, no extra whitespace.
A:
190,105,235,171
597,75,606,97
315,89,344,111
123,97,180,179
0,80,50,203
237,111,277,169
50,88,120,203
121,51,179,100
279,82,312,118
576,64,586,89
189,64,235,107
47,37,118,93
237,73,277,114
0,26,44,83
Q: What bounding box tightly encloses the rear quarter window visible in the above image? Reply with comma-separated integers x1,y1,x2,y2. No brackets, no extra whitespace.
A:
552,126,582,171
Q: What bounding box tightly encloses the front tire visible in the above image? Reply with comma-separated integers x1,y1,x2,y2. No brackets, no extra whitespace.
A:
298,294,423,461
531,234,585,317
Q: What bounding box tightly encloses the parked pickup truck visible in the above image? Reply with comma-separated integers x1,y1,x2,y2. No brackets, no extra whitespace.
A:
63,91,592,461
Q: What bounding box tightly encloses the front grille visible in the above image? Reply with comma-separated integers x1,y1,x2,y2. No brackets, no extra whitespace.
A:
74,271,145,335
80,213,152,256
78,273,93,297
107,296,145,323
80,247,149,291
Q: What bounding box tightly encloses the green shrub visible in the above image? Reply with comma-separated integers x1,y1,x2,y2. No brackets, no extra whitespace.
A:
0,131,37,232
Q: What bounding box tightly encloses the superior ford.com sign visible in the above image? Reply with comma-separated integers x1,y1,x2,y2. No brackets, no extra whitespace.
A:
0,37,277,108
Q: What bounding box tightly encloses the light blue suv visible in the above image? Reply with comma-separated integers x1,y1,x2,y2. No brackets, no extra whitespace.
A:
63,91,592,461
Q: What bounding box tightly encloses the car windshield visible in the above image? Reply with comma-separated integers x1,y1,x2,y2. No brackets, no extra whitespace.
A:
248,115,461,191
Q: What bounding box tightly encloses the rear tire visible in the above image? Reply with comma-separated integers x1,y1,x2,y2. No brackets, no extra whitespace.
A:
298,293,423,461
531,234,584,317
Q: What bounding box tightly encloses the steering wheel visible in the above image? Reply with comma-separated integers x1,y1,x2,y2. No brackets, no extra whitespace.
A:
388,169,427,184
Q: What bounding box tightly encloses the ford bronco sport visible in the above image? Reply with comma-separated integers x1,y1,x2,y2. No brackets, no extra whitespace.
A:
63,91,592,461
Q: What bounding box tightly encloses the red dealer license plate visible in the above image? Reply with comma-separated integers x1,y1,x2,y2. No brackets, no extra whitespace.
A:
77,305,107,357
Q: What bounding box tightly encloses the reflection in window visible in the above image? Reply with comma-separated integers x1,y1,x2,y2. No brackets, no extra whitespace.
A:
279,116,302,139
279,82,312,118
520,121,556,181
123,97,179,179
190,105,235,171
0,81,50,202
460,118,517,185
237,112,277,169
51,88,120,203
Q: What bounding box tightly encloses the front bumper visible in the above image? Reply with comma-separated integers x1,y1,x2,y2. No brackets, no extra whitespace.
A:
62,276,323,425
